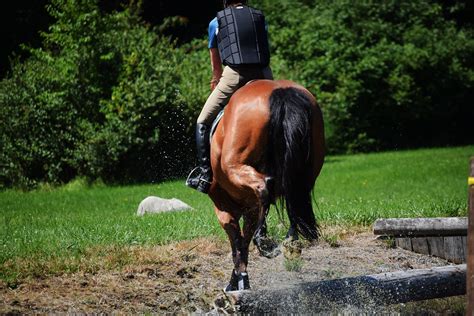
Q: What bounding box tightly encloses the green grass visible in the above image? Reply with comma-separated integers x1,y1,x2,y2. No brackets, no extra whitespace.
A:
314,146,471,224
0,179,222,283
284,258,304,272
0,145,472,283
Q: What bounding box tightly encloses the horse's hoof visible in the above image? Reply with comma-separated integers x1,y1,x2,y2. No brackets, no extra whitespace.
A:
255,237,281,258
224,271,250,292
281,239,304,260
259,245,282,259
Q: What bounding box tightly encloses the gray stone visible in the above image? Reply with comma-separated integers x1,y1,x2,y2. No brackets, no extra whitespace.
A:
136,196,192,216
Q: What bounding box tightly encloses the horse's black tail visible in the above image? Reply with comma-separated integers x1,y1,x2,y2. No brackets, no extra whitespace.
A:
267,87,318,240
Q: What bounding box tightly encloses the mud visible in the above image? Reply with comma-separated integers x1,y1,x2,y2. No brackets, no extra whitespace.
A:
0,232,466,314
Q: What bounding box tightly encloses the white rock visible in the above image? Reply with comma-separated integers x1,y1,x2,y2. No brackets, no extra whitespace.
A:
136,196,192,216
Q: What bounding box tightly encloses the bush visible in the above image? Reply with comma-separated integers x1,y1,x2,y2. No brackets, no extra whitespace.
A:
0,0,198,188
0,51,81,188
255,0,474,152
74,13,190,182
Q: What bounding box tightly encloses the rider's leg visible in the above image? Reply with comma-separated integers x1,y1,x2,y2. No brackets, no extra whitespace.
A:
187,66,243,193
187,66,273,193
194,123,212,192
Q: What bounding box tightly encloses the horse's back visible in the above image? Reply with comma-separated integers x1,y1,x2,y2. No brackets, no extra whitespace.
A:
217,79,313,137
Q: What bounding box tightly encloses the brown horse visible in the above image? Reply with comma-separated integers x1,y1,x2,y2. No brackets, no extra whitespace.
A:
208,79,325,291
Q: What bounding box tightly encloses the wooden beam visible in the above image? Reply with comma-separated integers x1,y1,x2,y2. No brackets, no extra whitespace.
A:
395,237,412,251
467,157,474,316
444,236,466,264
227,265,466,313
394,236,466,263
373,217,467,237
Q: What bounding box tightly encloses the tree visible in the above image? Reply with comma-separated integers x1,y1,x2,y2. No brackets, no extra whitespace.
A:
255,0,474,152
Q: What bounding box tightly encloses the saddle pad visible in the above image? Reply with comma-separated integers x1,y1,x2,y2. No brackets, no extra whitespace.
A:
211,110,225,137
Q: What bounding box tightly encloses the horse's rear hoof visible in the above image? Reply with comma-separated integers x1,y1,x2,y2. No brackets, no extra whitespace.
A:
255,236,281,258
282,239,304,260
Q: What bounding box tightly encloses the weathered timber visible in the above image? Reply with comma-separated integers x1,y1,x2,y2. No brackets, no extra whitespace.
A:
227,265,466,314
426,237,444,258
412,237,430,255
467,157,474,316
374,217,467,262
444,236,466,264
389,235,466,263
373,217,467,237
395,237,412,251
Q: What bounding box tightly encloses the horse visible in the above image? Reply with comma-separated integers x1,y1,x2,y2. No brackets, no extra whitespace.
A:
207,79,325,291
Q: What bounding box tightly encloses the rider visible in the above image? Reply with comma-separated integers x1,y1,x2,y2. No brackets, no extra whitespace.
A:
186,0,273,193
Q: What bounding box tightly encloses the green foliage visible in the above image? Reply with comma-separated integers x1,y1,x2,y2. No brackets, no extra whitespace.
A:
0,0,473,187
74,16,190,182
283,257,303,272
0,0,197,187
175,39,211,120
0,51,81,188
256,0,474,152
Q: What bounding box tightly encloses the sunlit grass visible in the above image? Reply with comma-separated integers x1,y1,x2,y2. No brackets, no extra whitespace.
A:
313,146,471,224
0,179,223,283
0,145,472,284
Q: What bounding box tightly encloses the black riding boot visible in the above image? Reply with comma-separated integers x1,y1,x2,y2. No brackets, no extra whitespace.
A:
186,123,212,193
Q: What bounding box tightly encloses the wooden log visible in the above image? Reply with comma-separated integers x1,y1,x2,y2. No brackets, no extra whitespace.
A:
411,237,430,255
444,236,466,264
227,265,466,313
426,236,444,258
373,217,467,237
467,157,474,316
394,236,466,263
395,237,412,251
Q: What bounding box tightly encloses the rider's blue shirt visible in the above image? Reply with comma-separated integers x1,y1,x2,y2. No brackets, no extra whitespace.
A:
208,17,218,49
208,16,268,49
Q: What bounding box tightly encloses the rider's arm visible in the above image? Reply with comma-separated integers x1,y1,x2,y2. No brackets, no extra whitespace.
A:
209,48,222,91
208,18,222,91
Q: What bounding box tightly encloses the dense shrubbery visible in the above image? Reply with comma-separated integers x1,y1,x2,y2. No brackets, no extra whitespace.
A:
0,0,200,187
255,0,474,152
0,0,473,188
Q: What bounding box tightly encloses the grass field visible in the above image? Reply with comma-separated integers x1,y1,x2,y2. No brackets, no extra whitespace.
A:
1,145,472,284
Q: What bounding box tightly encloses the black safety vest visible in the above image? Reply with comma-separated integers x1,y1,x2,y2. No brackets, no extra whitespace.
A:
216,6,270,67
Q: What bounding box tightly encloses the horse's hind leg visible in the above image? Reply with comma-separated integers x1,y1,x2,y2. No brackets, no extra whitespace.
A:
286,218,299,241
252,205,281,258
253,176,272,240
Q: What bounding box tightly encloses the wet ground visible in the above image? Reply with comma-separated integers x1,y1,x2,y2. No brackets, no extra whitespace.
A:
0,231,466,314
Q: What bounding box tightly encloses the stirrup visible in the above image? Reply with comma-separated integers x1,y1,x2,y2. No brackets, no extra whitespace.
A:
186,167,212,193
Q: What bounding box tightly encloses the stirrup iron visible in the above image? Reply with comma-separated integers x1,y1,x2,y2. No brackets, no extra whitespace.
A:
186,167,212,193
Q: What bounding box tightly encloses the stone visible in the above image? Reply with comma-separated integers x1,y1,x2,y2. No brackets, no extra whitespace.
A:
136,196,192,216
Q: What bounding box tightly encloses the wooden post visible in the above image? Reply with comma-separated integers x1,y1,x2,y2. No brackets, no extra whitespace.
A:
468,157,474,316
